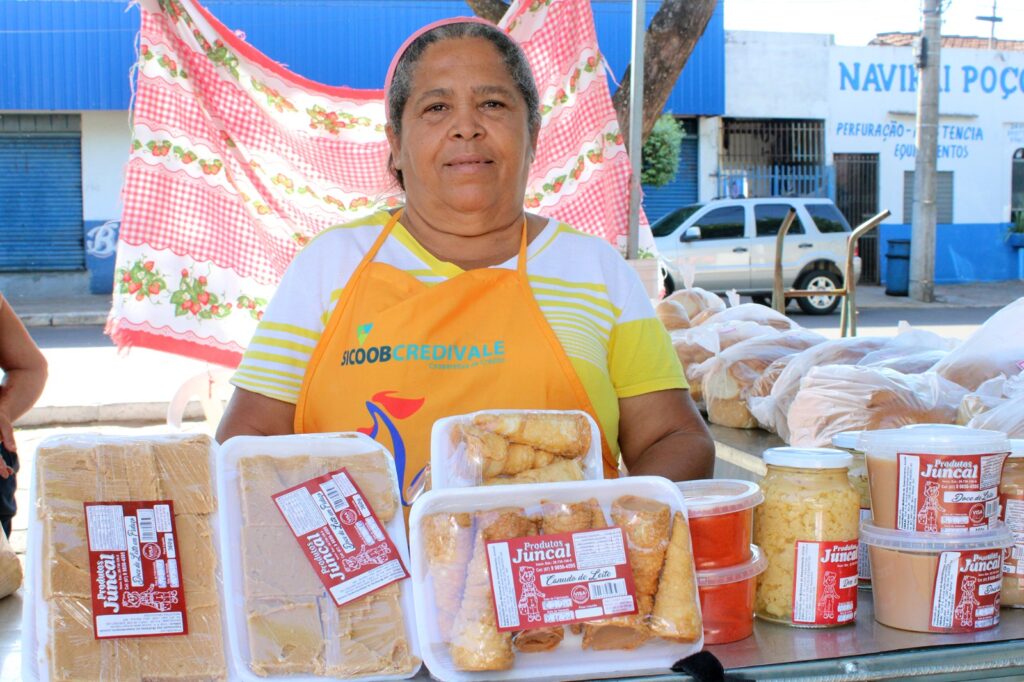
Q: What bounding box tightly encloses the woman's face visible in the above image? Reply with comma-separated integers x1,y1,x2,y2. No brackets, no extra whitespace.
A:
387,36,537,222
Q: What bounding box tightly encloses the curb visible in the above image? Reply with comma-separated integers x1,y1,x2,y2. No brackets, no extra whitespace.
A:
21,312,109,328
17,402,205,428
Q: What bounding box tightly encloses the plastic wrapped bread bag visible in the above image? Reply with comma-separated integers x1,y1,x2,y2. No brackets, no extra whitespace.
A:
747,336,889,439
932,298,1024,390
689,303,799,332
699,329,826,429
786,366,968,447
23,433,228,682
431,410,602,489
218,433,420,680
410,478,702,682
672,322,780,405
665,262,726,319
655,299,691,331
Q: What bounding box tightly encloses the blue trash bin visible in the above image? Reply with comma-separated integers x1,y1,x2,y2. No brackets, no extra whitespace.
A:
84,220,120,294
885,238,910,296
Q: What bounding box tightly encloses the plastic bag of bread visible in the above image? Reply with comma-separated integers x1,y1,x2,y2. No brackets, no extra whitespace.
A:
786,366,968,447
665,262,725,319
747,336,889,439
410,477,701,682
655,299,691,331
700,329,826,429
23,433,228,682
431,410,603,489
689,303,799,332
672,322,779,405
967,391,1024,437
932,297,1024,390
747,355,794,404
0,530,21,599
961,372,1024,435
956,374,1012,424
218,432,420,679
855,324,956,374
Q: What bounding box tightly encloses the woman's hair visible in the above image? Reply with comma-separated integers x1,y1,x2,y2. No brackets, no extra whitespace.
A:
387,22,541,189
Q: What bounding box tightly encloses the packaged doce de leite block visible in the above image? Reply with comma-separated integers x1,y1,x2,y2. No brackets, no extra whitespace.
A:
410,477,703,682
25,433,227,682
218,433,420,681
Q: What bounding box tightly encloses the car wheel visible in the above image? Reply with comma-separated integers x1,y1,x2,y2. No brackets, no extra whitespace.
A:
663,273,676,296
751,295,771,306
796,269,841,315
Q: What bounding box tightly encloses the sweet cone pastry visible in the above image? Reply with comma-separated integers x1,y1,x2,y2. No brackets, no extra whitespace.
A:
472,412,590,457
611,496,671,597
449,508,534,671
484,459,584,485
513,500,602,654
421,512,475,640
650,512,701,642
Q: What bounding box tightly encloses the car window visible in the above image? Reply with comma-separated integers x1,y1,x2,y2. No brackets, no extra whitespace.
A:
651,204,703,237
692,206,745,240
805,203,853,233
754,204,806,237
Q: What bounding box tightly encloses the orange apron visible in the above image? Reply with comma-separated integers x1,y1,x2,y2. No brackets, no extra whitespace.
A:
295,211,615,506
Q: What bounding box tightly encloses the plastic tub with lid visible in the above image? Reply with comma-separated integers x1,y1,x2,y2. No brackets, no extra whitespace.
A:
859,425,1011,533
677,479,763,570
754,447,859,628
861,520,1013,633
1000,439,1024,608
697,545,767,644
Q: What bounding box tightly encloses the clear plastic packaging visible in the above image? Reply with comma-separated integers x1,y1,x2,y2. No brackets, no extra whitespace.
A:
932,297,1024,390
671,321,779,405
688,302,799,332
786,365,968,447
409,477,702,682
217,432,420,681
754,448,859,628
430,410,602,489
696,545,767,644
860,425,1011,532
747,336,889,439
665,263,725,320
655,299,691,331
22,433,229,682
861,521,1013,632
697,329,825,429
965,373,1024,437
677,479,763,569
1000,440,1024,608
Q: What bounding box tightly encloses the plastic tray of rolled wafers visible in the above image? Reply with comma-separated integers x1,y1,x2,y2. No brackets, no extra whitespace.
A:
430,410,603,489
409,477,703,682
217,432,421,681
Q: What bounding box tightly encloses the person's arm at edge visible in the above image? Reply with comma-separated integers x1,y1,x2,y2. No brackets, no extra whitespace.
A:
617,388,715,481
0,296,49,452
215,388,296,443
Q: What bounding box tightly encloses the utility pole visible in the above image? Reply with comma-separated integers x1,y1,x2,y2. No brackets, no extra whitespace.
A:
626,0,645,260
909,0,941,303
976,1,1002,50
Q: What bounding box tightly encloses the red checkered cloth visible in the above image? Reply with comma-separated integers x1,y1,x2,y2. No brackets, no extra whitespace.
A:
108,0,646,367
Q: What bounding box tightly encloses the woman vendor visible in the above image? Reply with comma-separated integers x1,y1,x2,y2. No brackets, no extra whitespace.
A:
216,17,714,503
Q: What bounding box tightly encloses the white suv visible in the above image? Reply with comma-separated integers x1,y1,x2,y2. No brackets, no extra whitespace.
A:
652,198,861,315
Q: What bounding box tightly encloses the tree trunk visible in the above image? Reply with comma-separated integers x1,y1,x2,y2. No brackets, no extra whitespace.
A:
463,0,717,149
464,0,510,24
611,0,717,150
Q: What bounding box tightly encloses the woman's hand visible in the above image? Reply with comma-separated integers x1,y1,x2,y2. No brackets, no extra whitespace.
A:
617,389,715,481
215,387,297,443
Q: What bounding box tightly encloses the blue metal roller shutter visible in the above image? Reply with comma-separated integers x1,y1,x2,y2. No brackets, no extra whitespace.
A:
642,119,699,223
0,135,84,271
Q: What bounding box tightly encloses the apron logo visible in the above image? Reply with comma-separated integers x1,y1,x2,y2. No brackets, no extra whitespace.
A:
356,323,373,346
356,391,426,507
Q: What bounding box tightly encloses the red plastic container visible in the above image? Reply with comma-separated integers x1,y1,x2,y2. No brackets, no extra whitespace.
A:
678,479,763,569
697,545,767,644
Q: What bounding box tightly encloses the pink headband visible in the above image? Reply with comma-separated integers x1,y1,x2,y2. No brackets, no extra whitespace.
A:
383,16,497,121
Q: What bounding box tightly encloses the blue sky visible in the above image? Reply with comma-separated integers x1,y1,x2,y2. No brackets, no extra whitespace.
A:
724,0,1023,46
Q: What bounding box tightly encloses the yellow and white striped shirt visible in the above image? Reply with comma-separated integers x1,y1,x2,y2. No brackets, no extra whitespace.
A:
231,211,685,455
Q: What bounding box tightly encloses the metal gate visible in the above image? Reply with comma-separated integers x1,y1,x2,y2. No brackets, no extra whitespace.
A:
835,153,879,283
642,118,699,222
717,118,828,198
